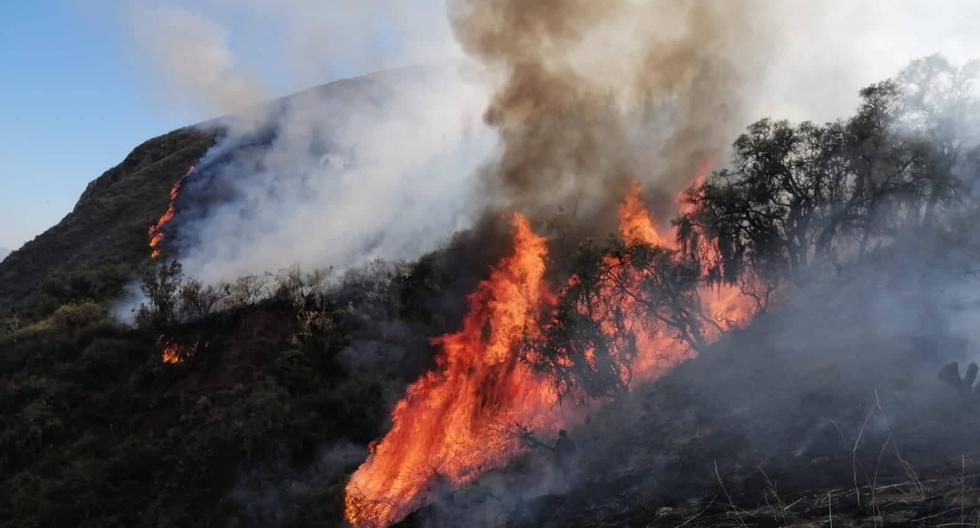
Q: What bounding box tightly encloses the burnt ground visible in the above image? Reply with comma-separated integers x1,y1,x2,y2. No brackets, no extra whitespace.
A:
405,282,980,527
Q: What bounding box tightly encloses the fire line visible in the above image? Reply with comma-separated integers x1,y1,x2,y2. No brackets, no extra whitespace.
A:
148,165,194,259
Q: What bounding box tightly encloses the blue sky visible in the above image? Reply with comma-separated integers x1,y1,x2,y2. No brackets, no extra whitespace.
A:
0,2,185,250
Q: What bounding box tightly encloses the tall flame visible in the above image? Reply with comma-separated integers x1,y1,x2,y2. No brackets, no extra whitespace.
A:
344,166,762,527
148,166,193,259
344,214,571,528
619,181,667,247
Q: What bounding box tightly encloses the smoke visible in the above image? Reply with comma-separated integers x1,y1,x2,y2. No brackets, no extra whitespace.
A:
117,1,980,524
447,0,775,234
447,0,980,238
207,0,458,85
172,65,493,284
127,0,457,117
228,441,367,525
124,1,494,285
129,4,266,115
754,0,980,123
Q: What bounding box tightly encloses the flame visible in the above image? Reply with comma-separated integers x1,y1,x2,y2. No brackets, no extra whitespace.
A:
618,181,666,246
162,343,183,364
148,166,193,259
344,214,573,528
158,335,199,364
617,160,755,343
674,159,760,335
344,165,763,528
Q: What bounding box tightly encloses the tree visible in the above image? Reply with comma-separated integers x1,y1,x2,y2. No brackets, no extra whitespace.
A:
679,57,980,285
179,279,225,320
529,242,638,401
528,239,710,401
678,119,854,284
138,260,183,326
227,275,268,307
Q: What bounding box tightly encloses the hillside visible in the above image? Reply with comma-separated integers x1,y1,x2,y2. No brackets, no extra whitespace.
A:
0,127,216,318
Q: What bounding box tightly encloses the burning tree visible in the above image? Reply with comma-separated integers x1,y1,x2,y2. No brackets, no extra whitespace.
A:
530,239,709,401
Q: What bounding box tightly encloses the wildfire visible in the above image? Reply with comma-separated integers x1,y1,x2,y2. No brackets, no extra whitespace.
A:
344,168,762,528
148,166,193,259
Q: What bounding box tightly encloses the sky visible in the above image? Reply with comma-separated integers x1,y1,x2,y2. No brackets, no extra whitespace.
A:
0,2,183,250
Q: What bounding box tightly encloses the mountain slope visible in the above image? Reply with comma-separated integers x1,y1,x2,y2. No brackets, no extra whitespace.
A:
0,127,216,317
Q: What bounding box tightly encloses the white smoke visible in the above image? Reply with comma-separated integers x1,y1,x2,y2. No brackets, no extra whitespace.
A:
125,0,489,284
122,0,980,285
751,0,980,122
179,66,495,284
127,0,456,117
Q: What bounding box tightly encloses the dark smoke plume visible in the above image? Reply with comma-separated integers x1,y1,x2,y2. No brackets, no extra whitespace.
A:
449,0,773,236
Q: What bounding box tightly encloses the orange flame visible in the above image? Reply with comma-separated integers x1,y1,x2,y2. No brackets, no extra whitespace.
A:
618,181,666,246
161,343,183,364
344,214,574,527
344,165,762,528
148,166,193,259
158,335,199,364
